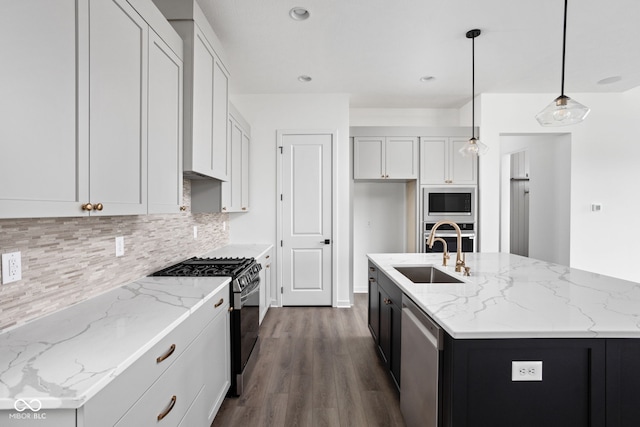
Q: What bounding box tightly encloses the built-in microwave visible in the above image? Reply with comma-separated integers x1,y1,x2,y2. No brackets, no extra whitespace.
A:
422,186,476,223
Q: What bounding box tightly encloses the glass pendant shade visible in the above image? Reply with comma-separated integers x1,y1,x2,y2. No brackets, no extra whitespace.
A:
459,137,489,157
535,94,590,126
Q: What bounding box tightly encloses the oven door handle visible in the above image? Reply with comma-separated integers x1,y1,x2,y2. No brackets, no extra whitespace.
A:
426,232,475,238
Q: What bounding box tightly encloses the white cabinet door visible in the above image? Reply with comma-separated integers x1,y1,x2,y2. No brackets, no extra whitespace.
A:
148,29,183,214
183,24,230,181
220,111,250,212
89,0,148,215
241,132,250,211
385,137,418,179
420,137,477,185
353,137,385,179
0,0,89,218
450,138,478,185
420,137,448,184
257,247,273,324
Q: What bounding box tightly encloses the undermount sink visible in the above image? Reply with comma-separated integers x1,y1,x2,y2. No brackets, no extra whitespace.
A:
394,265,463,284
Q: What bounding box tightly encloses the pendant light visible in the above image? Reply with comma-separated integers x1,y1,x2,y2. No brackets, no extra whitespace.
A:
459,29,488,157
535,0,590,126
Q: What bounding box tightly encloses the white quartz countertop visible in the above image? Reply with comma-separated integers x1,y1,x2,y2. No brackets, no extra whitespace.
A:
202,243,273,260
0,276,229,410
368,252,640,339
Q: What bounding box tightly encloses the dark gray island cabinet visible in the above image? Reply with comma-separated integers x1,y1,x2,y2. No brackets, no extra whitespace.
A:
367,254,640,427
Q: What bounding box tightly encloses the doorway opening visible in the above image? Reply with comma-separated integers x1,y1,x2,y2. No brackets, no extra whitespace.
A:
500,134,571,265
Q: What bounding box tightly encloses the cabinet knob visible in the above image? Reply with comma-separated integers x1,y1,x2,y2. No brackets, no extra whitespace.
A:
381,174,385,178
94,203,103,211
179,206,187,212
222,207,227,211
385,174,389,178
242,207,247,211
384,298,392,305
81,203,93,211
369,267,375,272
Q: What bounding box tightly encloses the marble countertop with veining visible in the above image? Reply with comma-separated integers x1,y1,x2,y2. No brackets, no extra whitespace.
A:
0,276,229,410
368,252,640,339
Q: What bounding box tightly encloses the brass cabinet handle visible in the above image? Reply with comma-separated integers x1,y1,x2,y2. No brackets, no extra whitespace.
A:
94,203,103,211
384,298,392,305
222,207,227,211
369,267,375,272
381,174,385,178
228,306,234,312
242,207,247,211
214,298,224,308
157,395,177,421
265,255,270,259
385,174,389,178
369,277,375,283
81,203,93,211
179,206,186,212
156,344,176,364
266,264,270,268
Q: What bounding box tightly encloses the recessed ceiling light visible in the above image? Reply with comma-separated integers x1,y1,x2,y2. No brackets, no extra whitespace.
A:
420,76,435,82
597,76,622,85
289,7,310,21
298,75,312,82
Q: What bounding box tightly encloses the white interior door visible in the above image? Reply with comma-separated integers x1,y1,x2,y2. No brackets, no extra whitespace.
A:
279,132,333,306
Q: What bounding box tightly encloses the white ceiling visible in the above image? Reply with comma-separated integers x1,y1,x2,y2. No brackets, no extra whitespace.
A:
195,0,640,108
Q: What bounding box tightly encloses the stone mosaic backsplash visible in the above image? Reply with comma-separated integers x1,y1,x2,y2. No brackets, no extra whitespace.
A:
0,180,229,332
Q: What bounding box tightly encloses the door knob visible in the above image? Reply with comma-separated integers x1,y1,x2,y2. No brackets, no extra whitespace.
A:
322,239,331,244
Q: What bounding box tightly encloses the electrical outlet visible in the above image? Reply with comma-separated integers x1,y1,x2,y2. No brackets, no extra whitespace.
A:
2,251,22,284
223,221,226,231
115,237,125,257
512,361,543,381
193,226,198,239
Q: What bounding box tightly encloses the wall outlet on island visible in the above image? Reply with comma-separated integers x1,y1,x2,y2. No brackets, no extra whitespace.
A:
2,251,22,284
193,226,198,239
511,361,542,381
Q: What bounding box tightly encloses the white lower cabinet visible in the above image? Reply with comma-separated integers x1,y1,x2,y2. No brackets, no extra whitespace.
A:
78,285,230,427
257,247,274,324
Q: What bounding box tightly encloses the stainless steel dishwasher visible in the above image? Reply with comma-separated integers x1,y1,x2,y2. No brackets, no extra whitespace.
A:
401,294,443,427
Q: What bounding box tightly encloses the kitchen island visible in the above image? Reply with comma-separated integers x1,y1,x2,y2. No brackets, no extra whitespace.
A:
368,252,640,427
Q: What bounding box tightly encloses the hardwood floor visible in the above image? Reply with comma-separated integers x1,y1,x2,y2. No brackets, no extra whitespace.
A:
212,294,405,427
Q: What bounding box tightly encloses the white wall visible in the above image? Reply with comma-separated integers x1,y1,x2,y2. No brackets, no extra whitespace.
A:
478,88,640,282
228,93,352,306
501,134,571,265
353,182,408,293
350,108,459,127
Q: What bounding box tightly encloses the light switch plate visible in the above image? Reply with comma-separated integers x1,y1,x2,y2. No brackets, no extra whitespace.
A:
2,251,22,284
115,237,125,257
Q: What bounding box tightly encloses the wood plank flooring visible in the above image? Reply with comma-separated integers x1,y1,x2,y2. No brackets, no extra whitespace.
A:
212,294,405,427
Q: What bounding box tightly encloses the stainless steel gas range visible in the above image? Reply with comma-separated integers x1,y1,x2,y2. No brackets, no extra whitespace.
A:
151,257,262,396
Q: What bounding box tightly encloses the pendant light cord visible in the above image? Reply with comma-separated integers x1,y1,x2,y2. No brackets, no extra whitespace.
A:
561,0,568,96
471,34,475,137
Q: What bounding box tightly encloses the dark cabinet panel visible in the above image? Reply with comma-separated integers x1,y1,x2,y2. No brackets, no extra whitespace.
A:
444,337,606,427
606,339,640,427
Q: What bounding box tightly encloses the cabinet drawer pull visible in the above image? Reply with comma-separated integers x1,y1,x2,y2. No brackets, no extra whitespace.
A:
214,298,224,308
156,344,176,363
157,395,177,421
266,255,270,259
369,267,375,272
369,277,375,283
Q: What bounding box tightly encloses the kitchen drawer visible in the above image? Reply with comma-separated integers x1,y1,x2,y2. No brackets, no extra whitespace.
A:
80,284,229,426
114,324,205,426
377,271,402,307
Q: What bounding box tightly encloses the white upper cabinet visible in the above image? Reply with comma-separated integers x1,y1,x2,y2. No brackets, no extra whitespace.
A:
148,29,184,214
0,0,184,219
89,0,148,216
0,0,88,218
153,0,231,181
221,106,251,212
354,137,418,180
420,137,477,185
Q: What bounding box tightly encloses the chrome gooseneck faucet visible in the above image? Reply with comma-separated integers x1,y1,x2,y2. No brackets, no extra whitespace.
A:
427,221,470,275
